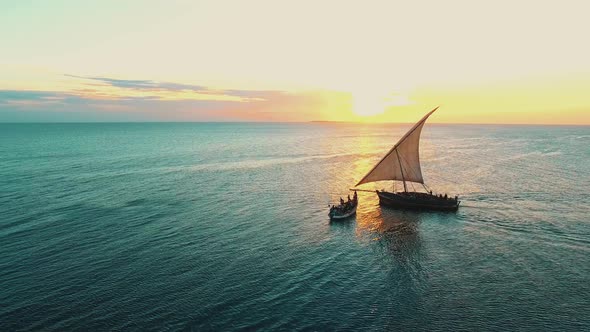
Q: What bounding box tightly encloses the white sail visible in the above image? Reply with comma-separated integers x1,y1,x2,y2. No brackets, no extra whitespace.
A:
356,107,438,186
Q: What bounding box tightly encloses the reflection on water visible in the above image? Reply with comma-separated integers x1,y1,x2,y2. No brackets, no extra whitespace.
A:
376,210,422,259
333,190,424,268
331,194,429,327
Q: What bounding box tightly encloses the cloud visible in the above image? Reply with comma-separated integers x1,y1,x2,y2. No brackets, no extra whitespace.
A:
64,74,288,102
0,89,238,121
0,85,351,122
65,74,209,92
0,90,62,101
0,74,353,122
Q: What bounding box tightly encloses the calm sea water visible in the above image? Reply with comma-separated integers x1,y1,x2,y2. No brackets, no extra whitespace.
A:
1,123,589,331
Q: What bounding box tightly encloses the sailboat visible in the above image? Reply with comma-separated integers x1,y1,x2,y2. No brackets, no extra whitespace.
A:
353,107,460,211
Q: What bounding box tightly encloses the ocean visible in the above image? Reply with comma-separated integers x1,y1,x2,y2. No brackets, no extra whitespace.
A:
1,123,589,331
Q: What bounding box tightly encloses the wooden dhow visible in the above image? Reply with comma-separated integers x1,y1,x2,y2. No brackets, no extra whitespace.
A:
353,107,460,212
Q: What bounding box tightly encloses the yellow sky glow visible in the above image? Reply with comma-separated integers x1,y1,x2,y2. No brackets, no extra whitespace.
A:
1,0,589,123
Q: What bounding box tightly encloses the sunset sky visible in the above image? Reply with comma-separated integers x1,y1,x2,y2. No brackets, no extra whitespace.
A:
1,0,589,124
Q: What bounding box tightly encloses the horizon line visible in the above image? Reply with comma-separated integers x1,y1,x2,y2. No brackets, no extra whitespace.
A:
0,121,588,126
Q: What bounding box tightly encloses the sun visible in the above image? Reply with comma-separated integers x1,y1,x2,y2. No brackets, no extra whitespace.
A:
352,89,411,117
352,91,386,117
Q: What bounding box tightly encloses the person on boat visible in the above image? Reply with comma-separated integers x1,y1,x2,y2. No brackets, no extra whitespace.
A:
444,193,448,199
340,197,345,206
347,195,351,203
429,190,433,195
353,191,358,202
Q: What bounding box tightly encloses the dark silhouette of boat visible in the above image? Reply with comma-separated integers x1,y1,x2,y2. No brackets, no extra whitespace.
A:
329,192,358,220
353,107,460,212
377,191,459,211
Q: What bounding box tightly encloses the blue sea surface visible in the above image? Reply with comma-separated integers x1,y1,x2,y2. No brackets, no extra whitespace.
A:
1,123,589,331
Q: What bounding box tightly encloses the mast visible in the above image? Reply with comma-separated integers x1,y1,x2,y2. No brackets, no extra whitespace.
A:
395,150,408,192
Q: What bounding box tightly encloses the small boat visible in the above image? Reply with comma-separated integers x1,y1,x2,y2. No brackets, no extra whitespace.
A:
329,204,357,220
353,107,460,212
329,193,358,220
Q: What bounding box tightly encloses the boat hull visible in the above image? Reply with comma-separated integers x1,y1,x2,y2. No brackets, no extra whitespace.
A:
377,191,459,212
